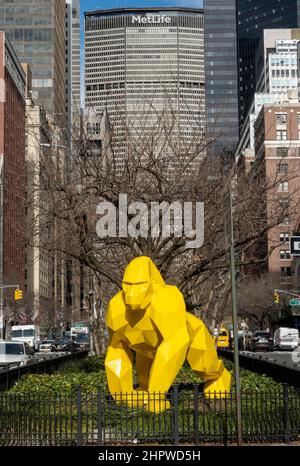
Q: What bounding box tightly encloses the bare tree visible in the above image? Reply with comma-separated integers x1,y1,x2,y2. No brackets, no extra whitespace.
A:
26,98,300,353
237,274,290,331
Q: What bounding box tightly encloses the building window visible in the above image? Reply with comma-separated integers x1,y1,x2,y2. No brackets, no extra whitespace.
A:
280,250,291,260
278,181,289,192
280,267,291,277
280,233,289,243
276,113,287,125
277,130,287,140
278,163,288,174
276,147,288,157
279,199,289,209
280,216,290,225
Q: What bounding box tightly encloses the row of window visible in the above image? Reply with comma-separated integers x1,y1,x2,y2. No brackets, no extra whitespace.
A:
280,250,291,260
276,130,300,141
270,57,298,66
276,113,300,125
86,82,125,91
276,147,300,157
6,28,52,42
271,69,297,78
280,267,291,277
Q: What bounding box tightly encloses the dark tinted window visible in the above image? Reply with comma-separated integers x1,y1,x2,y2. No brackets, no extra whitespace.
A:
0,343,24,355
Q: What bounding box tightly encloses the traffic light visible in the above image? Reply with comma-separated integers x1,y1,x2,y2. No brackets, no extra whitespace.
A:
273,291,279,304
14,288,23,301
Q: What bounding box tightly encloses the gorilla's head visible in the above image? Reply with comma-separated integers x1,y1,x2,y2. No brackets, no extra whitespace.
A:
122,256,164,310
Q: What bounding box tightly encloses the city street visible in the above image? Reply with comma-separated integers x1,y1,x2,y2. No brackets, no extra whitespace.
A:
240,350,300,367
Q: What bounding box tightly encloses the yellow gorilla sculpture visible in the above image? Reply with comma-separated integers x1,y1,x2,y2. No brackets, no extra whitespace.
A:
105,256,231,412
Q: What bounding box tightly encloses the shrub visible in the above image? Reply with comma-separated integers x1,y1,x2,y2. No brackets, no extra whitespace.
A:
9,356,283,395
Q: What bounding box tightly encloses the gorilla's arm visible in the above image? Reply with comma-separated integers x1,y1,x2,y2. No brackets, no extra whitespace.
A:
104,292,134,394
105,332,134,394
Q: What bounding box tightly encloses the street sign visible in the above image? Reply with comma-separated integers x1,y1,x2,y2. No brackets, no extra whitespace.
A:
290,236,300,256
289,298,300,306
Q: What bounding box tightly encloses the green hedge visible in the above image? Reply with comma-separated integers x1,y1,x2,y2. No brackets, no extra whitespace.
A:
8,356,283,395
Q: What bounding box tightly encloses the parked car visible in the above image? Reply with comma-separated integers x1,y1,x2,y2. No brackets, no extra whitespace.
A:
0,341,35,367
74,333,90,351
51,338,77,353
248,331,273,352
273,327,299,351
39,339,55,353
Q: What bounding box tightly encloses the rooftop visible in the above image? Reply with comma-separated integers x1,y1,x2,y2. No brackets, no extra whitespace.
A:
84,6,203,18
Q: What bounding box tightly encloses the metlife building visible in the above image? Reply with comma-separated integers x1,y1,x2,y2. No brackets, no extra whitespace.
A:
84,6,204,163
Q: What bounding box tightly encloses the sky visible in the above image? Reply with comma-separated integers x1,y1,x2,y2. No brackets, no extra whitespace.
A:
81,1,203,12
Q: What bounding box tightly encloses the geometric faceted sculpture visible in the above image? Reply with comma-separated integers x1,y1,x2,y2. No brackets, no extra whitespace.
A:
105,256,231,412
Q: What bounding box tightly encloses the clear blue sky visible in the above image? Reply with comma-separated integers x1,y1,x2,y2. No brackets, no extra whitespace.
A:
81,1,203,12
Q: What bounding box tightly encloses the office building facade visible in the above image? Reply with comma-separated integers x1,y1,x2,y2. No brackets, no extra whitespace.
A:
204,0,300,152
0,0,66,118
237,0,300,127
0,33,26,334
236,29,300,162
254,100,300,278
204,0,239,153
66,0,81,130
85,7,205,164
25,76,54,329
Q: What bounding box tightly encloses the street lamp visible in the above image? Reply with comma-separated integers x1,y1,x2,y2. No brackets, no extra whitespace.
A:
227,183,243,445
88,290,95,355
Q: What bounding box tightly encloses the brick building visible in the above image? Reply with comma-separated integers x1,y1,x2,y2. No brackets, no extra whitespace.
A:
0,32,26,332
254,99,300,279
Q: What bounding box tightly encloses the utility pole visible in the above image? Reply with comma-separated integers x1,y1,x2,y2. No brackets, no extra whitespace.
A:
88,273,95,355
228,184,243,445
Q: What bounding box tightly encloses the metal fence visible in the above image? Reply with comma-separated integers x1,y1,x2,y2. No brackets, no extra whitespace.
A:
0,384,299,446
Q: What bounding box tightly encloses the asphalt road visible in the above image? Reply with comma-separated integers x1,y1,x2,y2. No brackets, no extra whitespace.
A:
35,351,70,359
240,350,300,366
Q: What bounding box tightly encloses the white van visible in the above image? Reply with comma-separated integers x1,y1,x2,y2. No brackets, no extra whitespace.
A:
0,341,34,367
11,325,40,351
273,327,299,351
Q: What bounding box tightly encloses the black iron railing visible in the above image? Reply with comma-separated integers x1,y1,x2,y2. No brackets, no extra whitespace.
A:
0,384,299,446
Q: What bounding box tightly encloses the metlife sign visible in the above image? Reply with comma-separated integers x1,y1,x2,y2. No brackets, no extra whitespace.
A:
132,15,172,24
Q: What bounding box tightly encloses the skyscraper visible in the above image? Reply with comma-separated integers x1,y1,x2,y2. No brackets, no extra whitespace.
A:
204,0,239,153
66,0,81,129
85,7,205,164
0,0,66,117
0,33,26,336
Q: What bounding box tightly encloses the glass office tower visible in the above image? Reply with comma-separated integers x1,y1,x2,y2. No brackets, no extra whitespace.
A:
0,0,66,117
204,0,239,153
